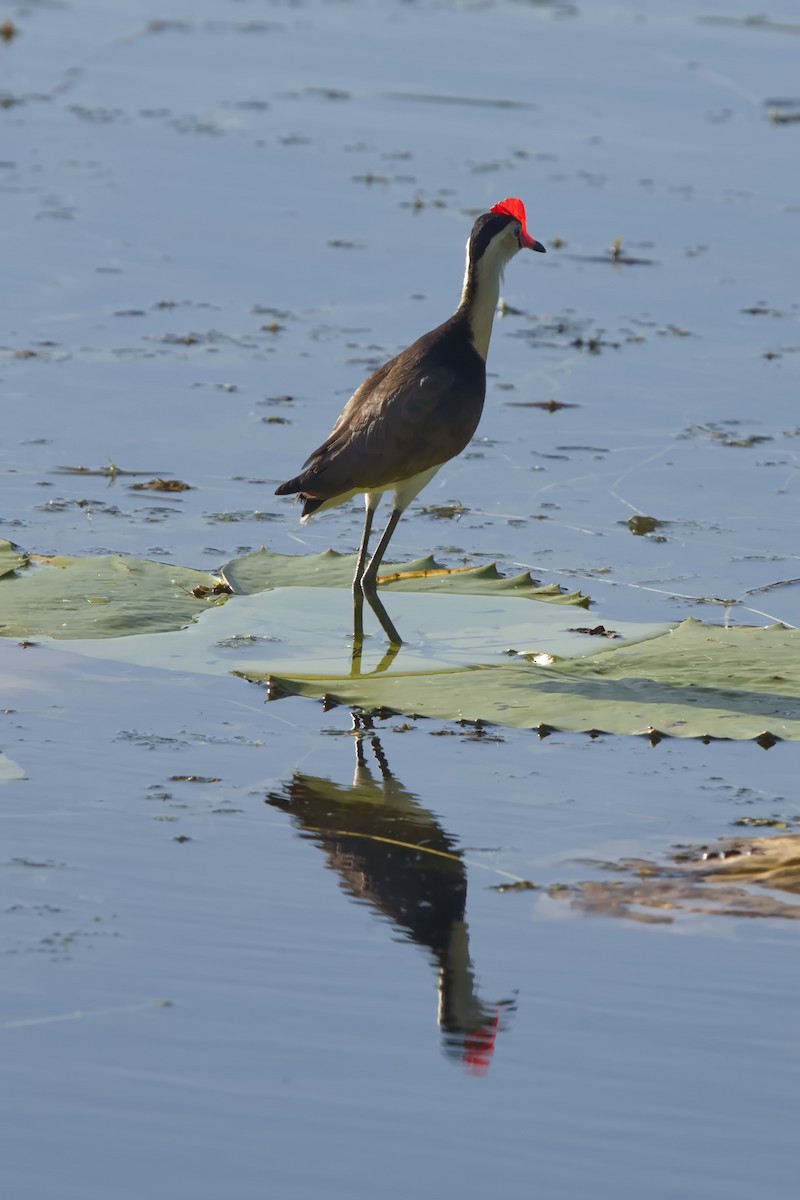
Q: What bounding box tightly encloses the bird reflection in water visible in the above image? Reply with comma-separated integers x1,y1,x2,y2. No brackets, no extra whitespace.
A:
265,713,514,1072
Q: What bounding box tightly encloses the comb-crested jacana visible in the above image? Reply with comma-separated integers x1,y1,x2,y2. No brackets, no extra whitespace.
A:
276,198,545,644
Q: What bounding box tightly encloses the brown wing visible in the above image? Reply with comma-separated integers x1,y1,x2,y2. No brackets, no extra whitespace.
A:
276,319,486,502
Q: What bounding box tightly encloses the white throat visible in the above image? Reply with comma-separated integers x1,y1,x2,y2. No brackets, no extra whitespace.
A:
458,236,518,361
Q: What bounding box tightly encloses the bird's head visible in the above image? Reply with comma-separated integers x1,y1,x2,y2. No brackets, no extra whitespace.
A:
459,197,545,357
468,197,546,270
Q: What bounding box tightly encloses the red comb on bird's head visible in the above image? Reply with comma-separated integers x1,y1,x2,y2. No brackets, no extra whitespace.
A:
490,197,528,225
489,197,545,253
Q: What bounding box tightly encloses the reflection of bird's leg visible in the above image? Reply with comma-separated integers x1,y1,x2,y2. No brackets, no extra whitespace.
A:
352,712,369,773
350,712,394,785
351,591,366,669
369,730,393,781
364,590,402,648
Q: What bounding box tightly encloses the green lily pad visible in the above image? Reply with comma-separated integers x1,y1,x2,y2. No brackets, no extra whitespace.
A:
251,619,800,741
221,547,588,605
0,540,221,639
0,542,585,641
46,586,667,678
0,540,28,581
2,541,799,740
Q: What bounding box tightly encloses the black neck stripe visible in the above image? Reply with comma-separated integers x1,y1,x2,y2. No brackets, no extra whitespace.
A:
468,212,513,263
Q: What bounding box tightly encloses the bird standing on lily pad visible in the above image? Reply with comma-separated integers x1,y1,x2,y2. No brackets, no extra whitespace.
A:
276,198,546,645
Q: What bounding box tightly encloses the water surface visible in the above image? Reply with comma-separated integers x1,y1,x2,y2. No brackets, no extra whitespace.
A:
3,2,800,1197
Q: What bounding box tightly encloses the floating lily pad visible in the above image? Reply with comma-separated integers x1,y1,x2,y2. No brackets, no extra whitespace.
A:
2,541,799,740
0,542,585,641
252,619,800,741
0,541,219,639
220,547,587,605
0,540,28,581
45,586,666,678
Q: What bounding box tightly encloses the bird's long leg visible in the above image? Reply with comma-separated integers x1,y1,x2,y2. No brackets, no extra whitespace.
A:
359,507,404,646
361,508,402,599
353,501,376,597
353,499,403,648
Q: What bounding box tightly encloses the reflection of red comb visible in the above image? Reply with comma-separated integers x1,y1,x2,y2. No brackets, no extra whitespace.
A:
490,197,528,226
463,1012,500,1075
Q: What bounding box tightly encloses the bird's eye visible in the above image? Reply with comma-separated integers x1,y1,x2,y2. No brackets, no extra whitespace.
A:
514,223,522,240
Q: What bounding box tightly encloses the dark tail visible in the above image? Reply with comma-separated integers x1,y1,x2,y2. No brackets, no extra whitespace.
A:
275,475,325,519
274,474,302,498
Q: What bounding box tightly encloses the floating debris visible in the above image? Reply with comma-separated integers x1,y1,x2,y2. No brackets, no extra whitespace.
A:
384,91,536,110
701,15,800,33
506,399,578,411
52,463,170,478
741,304,791,317
565,236,657,266
689,425,773,448
419,502,469,519
169,775,222,783
191,582,234,599
768,108,800,125
568,625,619,638
626,515,664,536
131,478,192,492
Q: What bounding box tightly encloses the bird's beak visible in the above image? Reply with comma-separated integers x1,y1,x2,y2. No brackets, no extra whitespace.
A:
521,233,546,253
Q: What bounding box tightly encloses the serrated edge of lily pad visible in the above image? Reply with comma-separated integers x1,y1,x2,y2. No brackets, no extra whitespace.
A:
221,545,590,606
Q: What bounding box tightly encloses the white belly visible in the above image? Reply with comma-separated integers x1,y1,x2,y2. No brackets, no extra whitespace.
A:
300,463,444,522
382,463,444,513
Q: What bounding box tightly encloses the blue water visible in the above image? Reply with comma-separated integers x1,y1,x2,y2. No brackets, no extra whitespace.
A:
3,1,800,1197
4,643,800,1198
